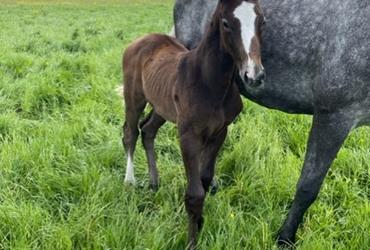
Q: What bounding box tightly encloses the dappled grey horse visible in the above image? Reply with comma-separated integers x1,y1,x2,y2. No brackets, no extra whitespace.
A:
174,0,370,246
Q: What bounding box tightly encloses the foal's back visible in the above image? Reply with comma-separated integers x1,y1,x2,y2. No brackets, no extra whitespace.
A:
123,34,188,122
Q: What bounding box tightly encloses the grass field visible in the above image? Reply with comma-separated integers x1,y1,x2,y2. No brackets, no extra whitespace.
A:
0,0,369,249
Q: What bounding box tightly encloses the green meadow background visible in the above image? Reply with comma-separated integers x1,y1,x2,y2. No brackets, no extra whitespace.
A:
0,0,369,249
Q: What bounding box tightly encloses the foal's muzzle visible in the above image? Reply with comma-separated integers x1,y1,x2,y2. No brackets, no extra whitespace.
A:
243,67,265,87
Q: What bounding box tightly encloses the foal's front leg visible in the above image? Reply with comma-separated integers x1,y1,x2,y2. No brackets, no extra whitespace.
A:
200,128,227,193
179,126,205,250
277,112,354,246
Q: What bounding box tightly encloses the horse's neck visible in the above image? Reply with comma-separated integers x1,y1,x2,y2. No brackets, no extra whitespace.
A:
193,19,235,93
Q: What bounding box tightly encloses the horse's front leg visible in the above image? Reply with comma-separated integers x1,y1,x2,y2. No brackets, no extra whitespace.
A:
200,128,227,193
277,112,354,246
179,126,205,250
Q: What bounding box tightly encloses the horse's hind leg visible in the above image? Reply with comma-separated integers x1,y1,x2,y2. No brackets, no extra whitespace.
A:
140,110,166,191
277,112,354,246
123,90,146,185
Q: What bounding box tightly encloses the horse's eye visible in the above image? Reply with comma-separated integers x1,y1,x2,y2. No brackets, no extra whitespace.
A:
222,18,231,30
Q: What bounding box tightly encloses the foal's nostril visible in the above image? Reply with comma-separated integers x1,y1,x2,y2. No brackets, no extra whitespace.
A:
244,71,249,82
255,70,266,82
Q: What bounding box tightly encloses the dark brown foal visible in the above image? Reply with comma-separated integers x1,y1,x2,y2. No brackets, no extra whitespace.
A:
122,0,265,248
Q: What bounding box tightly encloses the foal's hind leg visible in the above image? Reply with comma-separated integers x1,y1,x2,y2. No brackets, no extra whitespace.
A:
123,96,146,184
277,112,354,246
140,110,166,191
200,128,227,193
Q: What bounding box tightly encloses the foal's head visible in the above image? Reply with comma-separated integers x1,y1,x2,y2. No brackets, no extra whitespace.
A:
219,0,265,85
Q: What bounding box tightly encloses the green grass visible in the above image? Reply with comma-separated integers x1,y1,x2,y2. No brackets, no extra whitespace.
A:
0,0,369,249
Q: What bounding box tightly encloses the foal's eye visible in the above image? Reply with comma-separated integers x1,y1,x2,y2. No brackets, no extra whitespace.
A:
261,17,266,26
222,18,231,31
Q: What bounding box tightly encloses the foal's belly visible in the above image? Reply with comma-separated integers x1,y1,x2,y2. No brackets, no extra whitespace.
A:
142,65,178,123
145,92,178,123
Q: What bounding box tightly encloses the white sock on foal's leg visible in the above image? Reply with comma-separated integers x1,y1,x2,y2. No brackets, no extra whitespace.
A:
124,154,136,184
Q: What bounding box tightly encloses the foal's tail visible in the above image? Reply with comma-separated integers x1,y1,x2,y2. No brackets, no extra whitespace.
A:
115,85,124,108
168,26,175,37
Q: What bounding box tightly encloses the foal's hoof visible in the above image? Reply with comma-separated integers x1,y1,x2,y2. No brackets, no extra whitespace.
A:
276,234,295,248
149,183,159,192
124,177,136,185
209,179,218,195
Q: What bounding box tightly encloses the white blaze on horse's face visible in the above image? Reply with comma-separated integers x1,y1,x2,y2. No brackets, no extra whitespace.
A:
234,1,264,84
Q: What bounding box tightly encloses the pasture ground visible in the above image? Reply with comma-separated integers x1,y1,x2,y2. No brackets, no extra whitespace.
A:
0,0,369,249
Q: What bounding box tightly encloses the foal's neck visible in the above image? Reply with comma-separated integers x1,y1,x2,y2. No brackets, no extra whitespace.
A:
193,15,235,92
